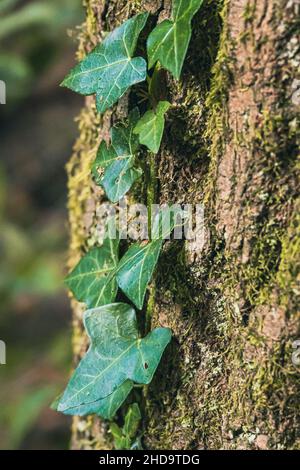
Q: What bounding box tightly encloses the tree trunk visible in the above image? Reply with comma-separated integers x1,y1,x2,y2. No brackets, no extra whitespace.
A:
66,0,299,450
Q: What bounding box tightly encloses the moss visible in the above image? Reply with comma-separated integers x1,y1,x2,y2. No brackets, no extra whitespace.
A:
228,99,299,310
276,201,300,308
203,0,231,206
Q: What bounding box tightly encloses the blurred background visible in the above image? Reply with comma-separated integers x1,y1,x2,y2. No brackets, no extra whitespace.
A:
0,0,84,449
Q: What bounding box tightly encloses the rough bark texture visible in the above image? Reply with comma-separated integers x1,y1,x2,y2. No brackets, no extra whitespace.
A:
66,0,299,450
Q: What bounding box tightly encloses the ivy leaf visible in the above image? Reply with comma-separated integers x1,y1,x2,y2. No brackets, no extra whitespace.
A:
52,380,133,420
57,303,171,412
117,239,163,310
65,225,119,308
116,206,185,309
110,423,128,450
92,109,142,202
61,13,149,113
110,403,141,450
147,0,204,79
123,403,141,439
134,101,171,153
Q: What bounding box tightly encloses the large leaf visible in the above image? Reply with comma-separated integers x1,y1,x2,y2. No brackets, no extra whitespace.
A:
57,303,171,412
54,380,133,420
65,227,119,308
147,0,204,79
116,206,185,309
62,13,149,113
134,101,170,153
92,109,142,202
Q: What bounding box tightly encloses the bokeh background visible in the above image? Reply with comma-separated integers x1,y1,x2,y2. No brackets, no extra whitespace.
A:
0,0,84,449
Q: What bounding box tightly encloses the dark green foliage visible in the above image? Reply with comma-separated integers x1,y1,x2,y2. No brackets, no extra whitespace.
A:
58,1,197,429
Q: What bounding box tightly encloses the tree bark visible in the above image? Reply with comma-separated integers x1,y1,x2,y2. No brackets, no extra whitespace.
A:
66,0,299,450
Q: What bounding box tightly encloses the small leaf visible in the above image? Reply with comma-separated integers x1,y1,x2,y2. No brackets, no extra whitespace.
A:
65,226,119,308
110,423,128,450
62,13,149,113
92,109,142,202
57,303,171,412
112,433,131,451
117,239,163,310
124,403,141,439
147,0,204,79
134,101,170,153
54,381,133,420
117,206,185,309
110,403,142,450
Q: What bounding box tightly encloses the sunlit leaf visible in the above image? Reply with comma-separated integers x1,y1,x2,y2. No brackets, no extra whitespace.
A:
134,101,170,153
110,422,127,450
124,403,141,439
147,0,204,79
62,13,149,113
57,303,171,412
110,403,142,450
92,109,142,202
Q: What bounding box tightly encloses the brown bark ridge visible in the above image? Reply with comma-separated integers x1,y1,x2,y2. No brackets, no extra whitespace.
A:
66,0,299,450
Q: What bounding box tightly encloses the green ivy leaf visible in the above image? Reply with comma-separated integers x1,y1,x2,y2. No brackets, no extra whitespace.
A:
110,423,128,450
134,101,170,153
124,403,141,439
65,226,119,308
110,403,142,450
62,13,149,113
117,239,163,310
92,109,142,202
57,303,171,412
147,0,204,79
116,206,185,309
52,380,133,420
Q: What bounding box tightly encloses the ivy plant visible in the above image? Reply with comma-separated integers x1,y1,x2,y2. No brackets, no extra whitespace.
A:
61,13,149,113
57,0,200,440
147,0,203,79
64,224,119,308
52,380,133,420
110,403,142,450
92,108,142,202
57,303,171,413
134,101,170,154
117,205,184,309
65,206,184,311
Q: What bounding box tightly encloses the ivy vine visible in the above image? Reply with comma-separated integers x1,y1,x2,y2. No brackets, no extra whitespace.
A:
54,0,204,448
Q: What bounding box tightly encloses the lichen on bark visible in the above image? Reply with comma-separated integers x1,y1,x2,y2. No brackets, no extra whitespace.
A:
66,0,299,450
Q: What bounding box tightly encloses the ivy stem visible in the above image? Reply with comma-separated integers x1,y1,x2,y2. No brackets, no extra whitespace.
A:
145,149,157,334
144,63,164,333
147,151,157,240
